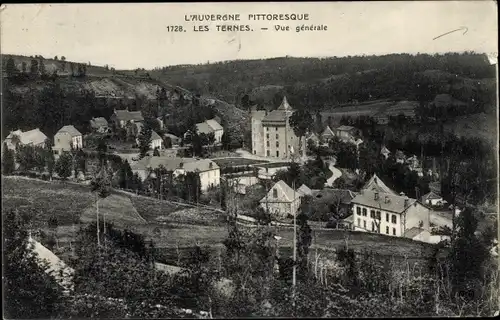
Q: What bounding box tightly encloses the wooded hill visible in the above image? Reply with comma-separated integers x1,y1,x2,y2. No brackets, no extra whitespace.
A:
2,54,248,144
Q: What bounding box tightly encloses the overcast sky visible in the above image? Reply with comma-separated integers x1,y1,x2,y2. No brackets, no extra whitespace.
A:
1,2,497,69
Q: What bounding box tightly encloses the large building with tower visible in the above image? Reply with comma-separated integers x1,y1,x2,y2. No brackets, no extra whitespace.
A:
250,97,305,160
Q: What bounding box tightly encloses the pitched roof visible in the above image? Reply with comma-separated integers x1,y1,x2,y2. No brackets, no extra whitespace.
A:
113,109,144,122
260,180,300,203
205,119,223,131
322,126,335,138
7,128,48,146
381,146,391,154
195,122,212,135
404,227,426,239
90,117,108,128
362,174,398,195
277,96,293,111
131,156,219,173
297,184,313,196
421,191,442,202
395,150,406,159
164,133,180,141
151,130,162,140
336,125,356,132
307,132,320,141
57,125,81,137
28,237,74,292
352,189,417,213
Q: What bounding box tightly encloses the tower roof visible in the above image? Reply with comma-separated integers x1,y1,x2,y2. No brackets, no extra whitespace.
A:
277,96,293,111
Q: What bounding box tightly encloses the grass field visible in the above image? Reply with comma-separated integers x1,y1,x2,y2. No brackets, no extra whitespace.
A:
3,176,440,262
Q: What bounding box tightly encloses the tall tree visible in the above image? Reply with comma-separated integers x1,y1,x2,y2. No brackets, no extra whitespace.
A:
55,152,72,180
138,123,153,158
6,57,18,78
290,110,314,160
90,166,112,246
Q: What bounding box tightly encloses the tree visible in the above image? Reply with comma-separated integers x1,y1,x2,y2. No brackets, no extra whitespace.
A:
61,56,66,61
39,58,46,75
2,143,15,174
6,57,18,78
90,166,112,246
21,61,27,73
138,122,153,158
153,147,160,156
55,152,72,180
3,209,66,319
163,136,172,149
296,212,312,280
118,160,134,189
290,110,314,159
221,131,231,150
16,145,38,172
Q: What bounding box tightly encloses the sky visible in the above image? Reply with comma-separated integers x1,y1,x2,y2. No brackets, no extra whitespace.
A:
1,2,498,69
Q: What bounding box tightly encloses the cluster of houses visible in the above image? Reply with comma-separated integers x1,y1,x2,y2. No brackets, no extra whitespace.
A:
255,173,447,244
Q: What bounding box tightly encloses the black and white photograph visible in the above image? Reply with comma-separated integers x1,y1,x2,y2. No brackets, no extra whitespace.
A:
1,2,499,318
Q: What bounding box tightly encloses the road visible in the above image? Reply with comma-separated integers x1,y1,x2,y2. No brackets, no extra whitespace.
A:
326,162,342,186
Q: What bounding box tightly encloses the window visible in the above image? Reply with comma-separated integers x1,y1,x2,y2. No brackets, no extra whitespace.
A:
266,133,269,139
273,189,278,198
253,150,256,155
275,127,278,131
266,150,270,156
267,141,270,147
386,213,389,222
376,211,381,220
370,210,375,218
357,218,361,227
276,151,279,157
386,226,389,234
362,208,367,216
276,134,279,139
393,228,396,235
266,127,268,131
371,221,375,231
276,141,279,147
356,207,361,215
363,220,366,229
391,215,397,224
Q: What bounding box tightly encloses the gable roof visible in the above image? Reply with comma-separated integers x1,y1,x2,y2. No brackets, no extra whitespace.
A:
362,174,398,195
404,227,427,239
321,126,335,138
151,130,162,140
90,117,108,128
307,132,320,141
421,191,442,202
195,122,212,135
297,184,313,196
205,119,223,131
7,128,48,146
352,189,417,214
336,125,356,132
262,97,294,123
314,188,357,205
113,109,144,122
57,125,81,137
164,133,180,141
381,146,391,155
260,180,300,203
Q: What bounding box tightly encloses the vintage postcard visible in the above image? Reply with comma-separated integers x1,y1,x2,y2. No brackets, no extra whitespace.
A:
1,1,498,318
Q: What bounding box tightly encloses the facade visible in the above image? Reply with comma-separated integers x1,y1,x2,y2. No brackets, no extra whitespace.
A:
131,156,220,191
110,108,144,129
335,125,360,142
251,97,304,159
89,117,109,133
404,227,432,243
53,125,83,154
321,126,336,143
255,164,290,180
4,128,48,150
126,121,143,139
164,133,181,147
350,189,430,238
149,131,163,150
259,180,302,219
194,119,224,144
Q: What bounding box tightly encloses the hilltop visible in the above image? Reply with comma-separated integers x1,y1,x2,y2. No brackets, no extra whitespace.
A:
2,54,249,143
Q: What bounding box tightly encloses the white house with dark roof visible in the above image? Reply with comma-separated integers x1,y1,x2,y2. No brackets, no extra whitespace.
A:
53,125,83,154
350,189,430,238
131,156,220,191
110,108,144,129
259,180,302,219
4,128,48,150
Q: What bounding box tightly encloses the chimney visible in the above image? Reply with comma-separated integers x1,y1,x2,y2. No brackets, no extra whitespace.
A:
404,197,409,208
179,162,184,168
209,162,213,169
374,192,379,200
385,195,389,203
